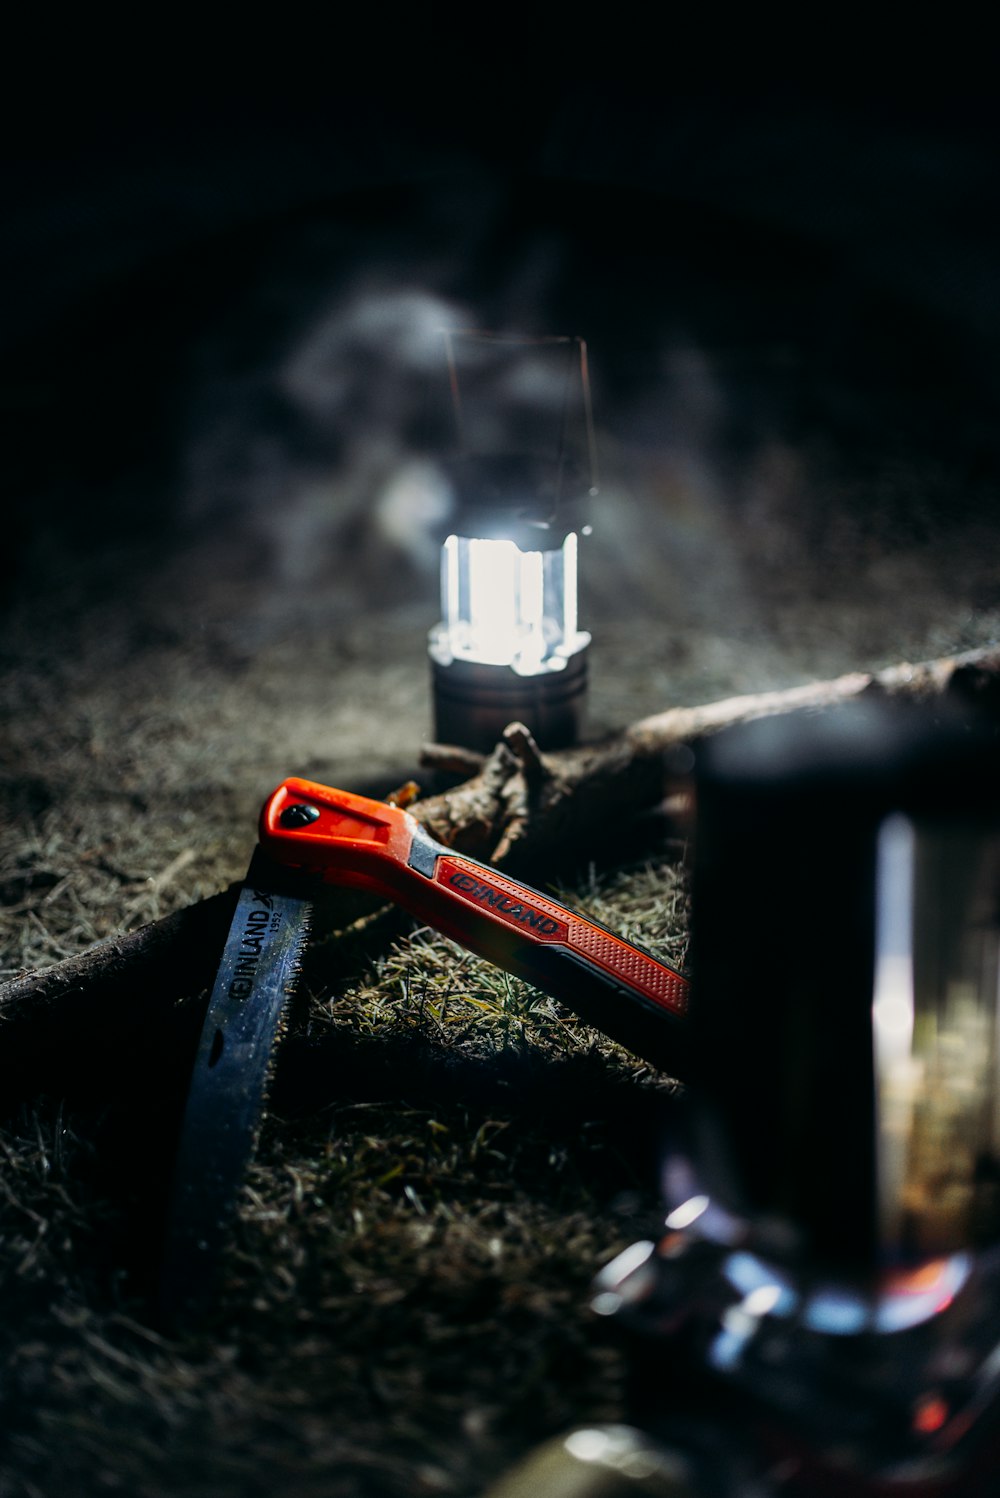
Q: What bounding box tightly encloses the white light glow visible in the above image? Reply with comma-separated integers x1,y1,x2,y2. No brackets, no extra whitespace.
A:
742,1283,783,1318
435,532,589,674
562,530,578,643
665,1194,710,1232
564,1429,610,1463
873,816,917,1063
873,814,919,1255
468,537,517,665
518,547,544,672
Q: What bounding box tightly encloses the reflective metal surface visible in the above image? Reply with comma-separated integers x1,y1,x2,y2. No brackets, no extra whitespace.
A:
600,701,1000,1489
875,816,1000,1262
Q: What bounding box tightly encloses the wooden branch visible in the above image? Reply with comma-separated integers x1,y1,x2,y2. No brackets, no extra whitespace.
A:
2,643,998,1071
411,643,1000,868
0,885,240,1101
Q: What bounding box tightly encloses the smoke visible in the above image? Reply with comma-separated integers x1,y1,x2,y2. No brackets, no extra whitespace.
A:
178,283,605,598
178,284,467,590
165,166,999,705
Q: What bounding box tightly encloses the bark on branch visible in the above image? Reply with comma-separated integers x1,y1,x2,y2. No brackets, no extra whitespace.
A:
2,643,999,1074
413,643,1000,866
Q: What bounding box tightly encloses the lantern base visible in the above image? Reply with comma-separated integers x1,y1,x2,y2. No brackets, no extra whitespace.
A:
430,646,588,753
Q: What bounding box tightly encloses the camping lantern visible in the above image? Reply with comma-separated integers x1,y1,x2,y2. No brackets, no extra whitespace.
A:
685,699,1000,1282
428,332,597,752
592,699,1000,1494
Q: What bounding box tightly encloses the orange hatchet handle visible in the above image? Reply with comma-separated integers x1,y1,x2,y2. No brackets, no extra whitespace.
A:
260,778,690,1076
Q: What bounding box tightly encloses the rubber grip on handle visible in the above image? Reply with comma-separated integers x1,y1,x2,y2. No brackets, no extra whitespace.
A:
431,854,688,1020
260,777,690,1074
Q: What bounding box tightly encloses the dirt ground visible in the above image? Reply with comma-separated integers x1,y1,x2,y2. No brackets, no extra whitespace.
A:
2,69,1000,1497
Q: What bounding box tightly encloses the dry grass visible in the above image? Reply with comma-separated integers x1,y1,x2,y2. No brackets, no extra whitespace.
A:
3,426,995,1494
0,747,688,1498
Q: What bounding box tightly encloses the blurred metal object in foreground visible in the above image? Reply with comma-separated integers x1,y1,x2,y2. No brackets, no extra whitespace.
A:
479,1425,697,1498
594,699,1000,1494
428,331,596,751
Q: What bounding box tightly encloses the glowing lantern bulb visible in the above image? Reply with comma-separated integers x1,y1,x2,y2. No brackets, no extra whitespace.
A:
429,529,590,751
427,331,596,752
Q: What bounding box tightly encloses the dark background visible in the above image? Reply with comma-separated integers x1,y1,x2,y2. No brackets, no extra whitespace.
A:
2,35,1000,1497
5,34,1000,942
5,41,1000,603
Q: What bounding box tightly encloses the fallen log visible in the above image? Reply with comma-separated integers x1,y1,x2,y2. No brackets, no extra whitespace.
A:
2,644,998,1053
414,642,1000,863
